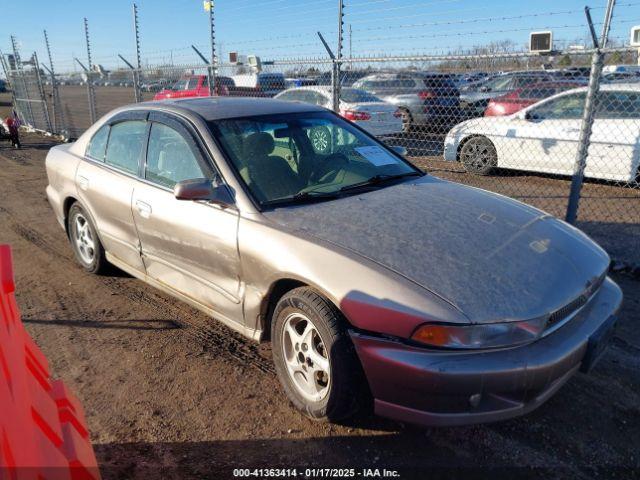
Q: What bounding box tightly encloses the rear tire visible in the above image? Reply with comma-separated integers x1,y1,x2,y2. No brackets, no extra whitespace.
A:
67,203,108,274
271,287,366,422
459,136,497,175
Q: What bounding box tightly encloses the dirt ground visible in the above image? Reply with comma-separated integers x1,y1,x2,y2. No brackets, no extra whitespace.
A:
0,130,639,476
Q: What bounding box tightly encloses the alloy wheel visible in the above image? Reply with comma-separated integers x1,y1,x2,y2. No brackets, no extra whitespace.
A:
73,213,96,264
460,137,497,174
281,312,331,402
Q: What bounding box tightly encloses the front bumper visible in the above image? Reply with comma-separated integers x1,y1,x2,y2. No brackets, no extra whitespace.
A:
350,276,622,427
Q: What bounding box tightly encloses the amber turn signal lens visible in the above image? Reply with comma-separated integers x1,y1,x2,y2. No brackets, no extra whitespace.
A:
411,324,452,347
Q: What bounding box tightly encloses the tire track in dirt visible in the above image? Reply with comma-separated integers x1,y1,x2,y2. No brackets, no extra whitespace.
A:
6,208,275,374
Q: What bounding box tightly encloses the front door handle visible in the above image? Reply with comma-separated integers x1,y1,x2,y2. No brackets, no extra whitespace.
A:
78,175,89,190
135,200,152,218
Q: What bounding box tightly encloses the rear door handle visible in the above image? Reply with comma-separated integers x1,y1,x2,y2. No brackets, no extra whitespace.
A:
77,175,89,190
135,200,152,218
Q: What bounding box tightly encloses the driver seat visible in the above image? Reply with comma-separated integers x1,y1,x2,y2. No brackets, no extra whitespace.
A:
243,132,303,200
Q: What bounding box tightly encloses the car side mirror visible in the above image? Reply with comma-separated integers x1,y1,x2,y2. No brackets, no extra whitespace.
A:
391,145,407,157
174,178,235,207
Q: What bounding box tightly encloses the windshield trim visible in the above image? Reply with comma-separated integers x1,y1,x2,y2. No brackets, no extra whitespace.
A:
207,110,424,211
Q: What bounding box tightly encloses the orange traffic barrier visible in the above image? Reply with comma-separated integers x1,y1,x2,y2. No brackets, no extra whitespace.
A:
0,245,100,480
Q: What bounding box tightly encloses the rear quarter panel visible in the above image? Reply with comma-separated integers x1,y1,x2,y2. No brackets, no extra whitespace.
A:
45,144,81,230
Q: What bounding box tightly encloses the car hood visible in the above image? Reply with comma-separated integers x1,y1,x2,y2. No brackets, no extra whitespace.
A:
264,176,610,324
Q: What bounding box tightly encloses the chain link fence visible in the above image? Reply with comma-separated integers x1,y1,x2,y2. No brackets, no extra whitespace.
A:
4,61,52,133
2,3,639,267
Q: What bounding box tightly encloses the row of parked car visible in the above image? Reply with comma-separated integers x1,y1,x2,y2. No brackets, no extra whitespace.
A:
146,68,639,184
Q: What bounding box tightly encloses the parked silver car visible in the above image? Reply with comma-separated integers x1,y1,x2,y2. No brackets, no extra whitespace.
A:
45,97,622,427
352,72,462,132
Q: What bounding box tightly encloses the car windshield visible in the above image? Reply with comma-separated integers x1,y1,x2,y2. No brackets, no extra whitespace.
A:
482,75,513,91
208,111,420,207
341,89,382,103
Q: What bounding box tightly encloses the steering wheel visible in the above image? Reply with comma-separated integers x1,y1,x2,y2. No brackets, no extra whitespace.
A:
309,153,350,184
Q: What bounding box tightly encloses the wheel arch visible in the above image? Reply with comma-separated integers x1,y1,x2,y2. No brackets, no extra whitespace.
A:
62,196,79,237
259,277,346,342
456,134,491,161
62,196,106,248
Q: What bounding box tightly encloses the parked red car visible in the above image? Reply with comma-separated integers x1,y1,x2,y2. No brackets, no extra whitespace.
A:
484,81,586,116
153,75,235,100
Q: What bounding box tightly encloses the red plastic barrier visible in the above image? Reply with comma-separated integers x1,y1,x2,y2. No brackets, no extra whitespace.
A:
0,245,100,480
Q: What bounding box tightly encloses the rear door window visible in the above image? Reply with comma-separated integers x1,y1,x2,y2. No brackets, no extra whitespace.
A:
86,124,110,161
104,121,147,175
529,92,586,120
595,91,640,119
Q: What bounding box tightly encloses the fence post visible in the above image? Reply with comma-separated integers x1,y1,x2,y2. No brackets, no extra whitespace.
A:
32,52,53,133
43,29,65,135
206,0,216,96
11,35,35,126
132,3,143,103
565,0,615,224
0,49,18,118
332,0,344,112
83,18,97,125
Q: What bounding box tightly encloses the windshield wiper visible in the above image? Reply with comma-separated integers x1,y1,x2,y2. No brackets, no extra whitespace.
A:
261,171,423,208
261,190,342,207
339,171,423,193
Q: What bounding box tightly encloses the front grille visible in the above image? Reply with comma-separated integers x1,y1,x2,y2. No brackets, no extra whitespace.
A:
546,273,606,330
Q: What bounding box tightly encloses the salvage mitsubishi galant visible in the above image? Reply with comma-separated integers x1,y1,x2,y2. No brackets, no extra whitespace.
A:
45,97,622,426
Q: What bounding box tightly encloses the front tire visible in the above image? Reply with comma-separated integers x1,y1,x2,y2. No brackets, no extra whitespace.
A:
68,203,107,274
459,136,497,175
271,287,365,421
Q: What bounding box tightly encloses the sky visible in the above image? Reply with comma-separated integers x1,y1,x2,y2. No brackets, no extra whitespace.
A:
1,0,637,73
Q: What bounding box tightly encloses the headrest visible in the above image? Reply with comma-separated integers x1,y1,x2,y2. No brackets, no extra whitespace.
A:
244,132,275,157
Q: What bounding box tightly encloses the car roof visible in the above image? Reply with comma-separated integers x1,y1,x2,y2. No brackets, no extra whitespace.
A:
595,83,640,91
144,96,326,121
357,72,451,80
279,86,362,94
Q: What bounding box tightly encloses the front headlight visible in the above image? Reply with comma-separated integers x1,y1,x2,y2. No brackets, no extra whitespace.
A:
411,317,548,349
